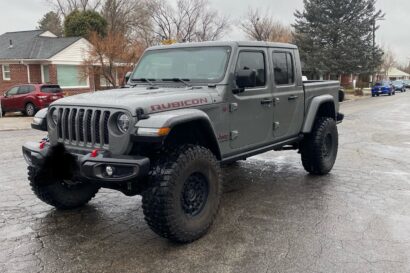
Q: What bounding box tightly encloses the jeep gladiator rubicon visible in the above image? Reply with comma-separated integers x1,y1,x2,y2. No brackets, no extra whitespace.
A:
23,41,344,243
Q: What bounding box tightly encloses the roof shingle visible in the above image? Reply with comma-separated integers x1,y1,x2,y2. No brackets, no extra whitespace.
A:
0,30,81,60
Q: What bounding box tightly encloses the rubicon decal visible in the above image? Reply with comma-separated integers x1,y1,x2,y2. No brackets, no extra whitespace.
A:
150,98,209,111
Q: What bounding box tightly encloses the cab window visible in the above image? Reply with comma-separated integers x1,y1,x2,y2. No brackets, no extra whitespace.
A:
235,51,266,87
273,52,295,85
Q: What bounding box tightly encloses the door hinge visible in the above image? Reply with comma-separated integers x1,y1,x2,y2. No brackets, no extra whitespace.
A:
273,97,280,106
230,130,239,140
229,103,238,112
273,122,280,130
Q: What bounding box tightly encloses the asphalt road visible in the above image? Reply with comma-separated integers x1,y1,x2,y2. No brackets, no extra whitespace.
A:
1,92,410,273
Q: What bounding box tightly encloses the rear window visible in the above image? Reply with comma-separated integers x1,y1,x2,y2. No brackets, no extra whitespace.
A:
41,85,62,93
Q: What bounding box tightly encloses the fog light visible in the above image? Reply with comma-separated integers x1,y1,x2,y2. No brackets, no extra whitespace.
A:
105,166,114,177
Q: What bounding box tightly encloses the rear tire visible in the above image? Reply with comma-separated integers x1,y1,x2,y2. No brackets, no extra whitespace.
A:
28,166,99,210
142,145,222,243
25,103,36,117
300,117,338,175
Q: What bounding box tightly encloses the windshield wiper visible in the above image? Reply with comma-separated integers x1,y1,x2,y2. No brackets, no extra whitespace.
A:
130,78,157,87
162,78,191,87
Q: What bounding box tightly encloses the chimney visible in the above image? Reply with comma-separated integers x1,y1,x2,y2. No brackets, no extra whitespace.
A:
9,39,13,49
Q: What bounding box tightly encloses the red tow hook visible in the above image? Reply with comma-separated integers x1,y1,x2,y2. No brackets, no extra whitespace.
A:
90,149,100,158
39,140,47,150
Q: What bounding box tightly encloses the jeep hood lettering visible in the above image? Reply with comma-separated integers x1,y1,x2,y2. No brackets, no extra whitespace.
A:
52,87,214,115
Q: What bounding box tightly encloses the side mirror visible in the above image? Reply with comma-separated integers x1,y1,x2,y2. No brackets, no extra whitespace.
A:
125,71,132,83
234,69,257,93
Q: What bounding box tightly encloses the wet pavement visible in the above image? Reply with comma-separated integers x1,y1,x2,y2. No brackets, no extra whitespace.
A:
1,93,410,273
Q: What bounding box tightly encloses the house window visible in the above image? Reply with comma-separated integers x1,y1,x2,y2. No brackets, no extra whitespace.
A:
100,75,111,87
42,65,50,83
57,65,88,88
2,65,11,80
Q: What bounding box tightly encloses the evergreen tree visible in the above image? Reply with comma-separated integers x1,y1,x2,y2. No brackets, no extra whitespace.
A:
64,10,108,38
38,11,63,37
293,0,384,77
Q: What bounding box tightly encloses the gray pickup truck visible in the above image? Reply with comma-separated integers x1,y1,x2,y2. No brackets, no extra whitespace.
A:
23,41,343,243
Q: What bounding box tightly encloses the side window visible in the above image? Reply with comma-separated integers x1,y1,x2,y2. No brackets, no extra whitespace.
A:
18,85,35,94
236,51,266,87
7,87,19,96
18,86,29,94
273,52,295,85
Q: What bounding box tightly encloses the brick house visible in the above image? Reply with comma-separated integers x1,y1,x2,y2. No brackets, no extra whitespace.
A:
0,30,124,96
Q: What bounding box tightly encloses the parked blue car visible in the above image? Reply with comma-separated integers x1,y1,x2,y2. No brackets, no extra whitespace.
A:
372,81,395,97
392,80,407,92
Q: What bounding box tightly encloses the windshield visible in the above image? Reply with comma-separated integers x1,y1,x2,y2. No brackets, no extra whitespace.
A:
392,81,402,85
131,46,231,84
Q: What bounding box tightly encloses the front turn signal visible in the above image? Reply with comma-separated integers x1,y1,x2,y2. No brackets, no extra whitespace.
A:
137,127,171,137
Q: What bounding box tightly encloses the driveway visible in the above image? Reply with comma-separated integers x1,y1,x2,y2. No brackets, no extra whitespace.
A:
1,93,410,272
0,114,32,131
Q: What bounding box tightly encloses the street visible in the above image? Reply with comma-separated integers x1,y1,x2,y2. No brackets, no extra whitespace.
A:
1,93,410,273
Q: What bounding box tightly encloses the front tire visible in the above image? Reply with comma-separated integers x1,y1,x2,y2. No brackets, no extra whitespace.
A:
142,145,222,243
28,166,99,210
300,117,338,175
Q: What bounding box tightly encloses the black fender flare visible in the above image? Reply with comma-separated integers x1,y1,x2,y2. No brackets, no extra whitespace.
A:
135,109,222,159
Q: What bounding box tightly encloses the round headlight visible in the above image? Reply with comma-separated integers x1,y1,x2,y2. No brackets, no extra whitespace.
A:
117,113,130,133
50,109,58,126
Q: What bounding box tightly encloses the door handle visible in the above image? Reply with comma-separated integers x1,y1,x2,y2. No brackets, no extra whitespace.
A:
261,98,274,105
288,95,299,101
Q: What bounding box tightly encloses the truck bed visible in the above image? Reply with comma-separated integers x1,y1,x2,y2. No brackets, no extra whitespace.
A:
303,80,341,113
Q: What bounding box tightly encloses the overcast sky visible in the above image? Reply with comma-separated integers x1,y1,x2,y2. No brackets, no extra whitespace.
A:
0,0,409,65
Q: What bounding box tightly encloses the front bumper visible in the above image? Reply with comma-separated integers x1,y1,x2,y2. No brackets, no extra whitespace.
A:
22,142,150,183
372,89,389,94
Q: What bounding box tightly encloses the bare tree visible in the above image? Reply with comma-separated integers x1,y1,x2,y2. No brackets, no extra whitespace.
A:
148,0,230,43
102,0,150,34
83,31,144,88
381,48,396,78
47,0,103,18
240,8,293,43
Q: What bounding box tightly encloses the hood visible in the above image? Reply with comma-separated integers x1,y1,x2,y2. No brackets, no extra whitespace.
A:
52,86,215,116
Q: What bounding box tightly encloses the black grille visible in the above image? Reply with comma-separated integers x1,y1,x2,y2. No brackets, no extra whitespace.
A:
56,107,111,148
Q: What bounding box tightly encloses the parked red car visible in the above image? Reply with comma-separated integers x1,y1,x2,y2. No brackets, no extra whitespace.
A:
1,84,64,116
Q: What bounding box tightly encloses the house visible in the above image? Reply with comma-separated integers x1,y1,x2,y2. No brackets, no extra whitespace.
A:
386,67,410,81
0,30,124,96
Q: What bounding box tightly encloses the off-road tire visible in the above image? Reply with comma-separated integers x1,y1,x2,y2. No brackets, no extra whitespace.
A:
25,103,36,117
142,145,222,243
28,166,99,210
300,117,338,175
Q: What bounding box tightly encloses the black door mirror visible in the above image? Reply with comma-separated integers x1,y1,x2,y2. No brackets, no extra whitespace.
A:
125,71,132,83
234,69,257,93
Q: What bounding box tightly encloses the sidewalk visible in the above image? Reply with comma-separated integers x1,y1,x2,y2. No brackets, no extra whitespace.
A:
0,114,32,131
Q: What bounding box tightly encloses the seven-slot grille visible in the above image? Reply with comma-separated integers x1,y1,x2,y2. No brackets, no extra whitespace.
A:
56,107,111,148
